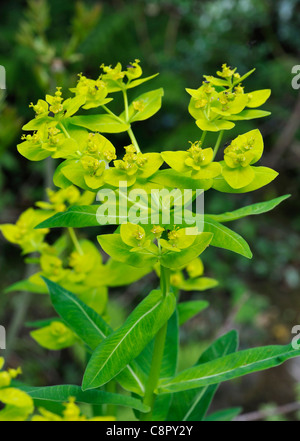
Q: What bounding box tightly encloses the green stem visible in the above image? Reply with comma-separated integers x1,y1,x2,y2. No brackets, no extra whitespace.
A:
160,265,170,298
122,88,129,122
141,322,168,421
200,130,207,145
127,127,141,153
59,122,71,139
122,88,141,153
68,227,83,255
213,130,224,160
140,265,170,421
102,105,124,123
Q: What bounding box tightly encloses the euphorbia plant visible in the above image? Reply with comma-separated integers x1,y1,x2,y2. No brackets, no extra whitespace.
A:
1,61,299,421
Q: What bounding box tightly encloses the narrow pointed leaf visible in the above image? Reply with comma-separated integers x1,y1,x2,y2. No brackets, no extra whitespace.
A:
207,195,290,223
17,385,149,413
43,278,146,396
204,216,253,259
167,331,238,421
82,289,176,390
205,407,242,421
35,206,100,229
158,344,300,394
178,301,209,326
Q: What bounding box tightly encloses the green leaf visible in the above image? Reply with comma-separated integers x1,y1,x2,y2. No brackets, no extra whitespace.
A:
167,331,239,421
101,260,151,287
178,301,209,325
207,195,290,223
69,114,130,133
213,167,278,193
5,279,47,294
204,216,253,259
205,407,242,421
136,312,179,421
161,233,213,269
158,343,300,394
82,289,176,390
43,278,146,396
123,89,164,123
233,68,256,86
228,109,271,121
35,206,100,229
126,74,159,90
25,318,62,329
18,385,149,413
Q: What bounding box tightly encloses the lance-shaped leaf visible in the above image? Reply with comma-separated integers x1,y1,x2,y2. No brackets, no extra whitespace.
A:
204,216,252,259
178,301,209,326
136,312,179,421
205,407,242,421
167,331,238,421
82,289,176,391
158,344,300,394
126,74,159,90
36,206,100,229
69,114,130,133
207,195,290,223
228,109,271,121
17,384,149,413
43,278,146,396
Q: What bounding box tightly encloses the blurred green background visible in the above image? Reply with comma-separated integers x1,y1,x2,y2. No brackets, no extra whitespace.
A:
0,0,300,420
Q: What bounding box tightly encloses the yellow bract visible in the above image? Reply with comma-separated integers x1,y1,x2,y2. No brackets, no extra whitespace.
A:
32,397,116,422
0,359,34,422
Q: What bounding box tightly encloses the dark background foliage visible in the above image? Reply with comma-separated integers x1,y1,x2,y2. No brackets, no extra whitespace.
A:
0,0,300,420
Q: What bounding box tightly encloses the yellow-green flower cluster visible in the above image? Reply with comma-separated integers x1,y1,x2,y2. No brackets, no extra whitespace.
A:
187,64,271,132
162,142,221,180
0,358,34,422
32,397,115,422
105,145,163,187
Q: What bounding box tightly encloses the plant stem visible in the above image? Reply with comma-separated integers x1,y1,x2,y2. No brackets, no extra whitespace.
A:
213,130,224,160
122,88,129,122
200,130,207,145
59,122,71,139
127,127,141,153
102,105,124,123
122,88,142,153
141,321,168,421
140,265,170,421
68,227,83,255
160,265,170,298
